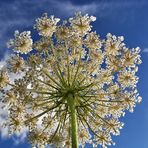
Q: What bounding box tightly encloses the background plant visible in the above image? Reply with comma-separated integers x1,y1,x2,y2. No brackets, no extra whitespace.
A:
0,12,142,148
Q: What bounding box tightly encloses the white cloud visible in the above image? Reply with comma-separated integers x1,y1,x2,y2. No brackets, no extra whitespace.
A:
143,48,148,53
0,0,98,57
0,102,8,138
50,0,98,15
0,52,10,69
0,0,147,58
13,128,28,145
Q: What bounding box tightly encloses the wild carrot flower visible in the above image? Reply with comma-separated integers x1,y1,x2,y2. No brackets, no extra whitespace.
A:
34,13,60,37
0,70,9,88
1,12,142,148
7,30,33,54
7,54,25,73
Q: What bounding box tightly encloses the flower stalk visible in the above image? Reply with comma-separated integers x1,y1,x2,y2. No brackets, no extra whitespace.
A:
67,94,78,148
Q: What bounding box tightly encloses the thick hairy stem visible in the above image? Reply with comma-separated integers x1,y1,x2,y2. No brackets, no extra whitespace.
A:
67,94,78,148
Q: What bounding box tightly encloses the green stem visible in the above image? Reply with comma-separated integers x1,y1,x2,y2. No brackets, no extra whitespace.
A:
67,94,78,148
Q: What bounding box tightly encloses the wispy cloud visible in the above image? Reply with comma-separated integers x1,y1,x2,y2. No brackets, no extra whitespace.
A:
143,48,148,53
0,102,8,138
49,0,98,15
1,0,147,59
0,0,98,58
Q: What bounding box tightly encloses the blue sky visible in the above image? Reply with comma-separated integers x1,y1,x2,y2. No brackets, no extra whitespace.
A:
0,0,148,148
